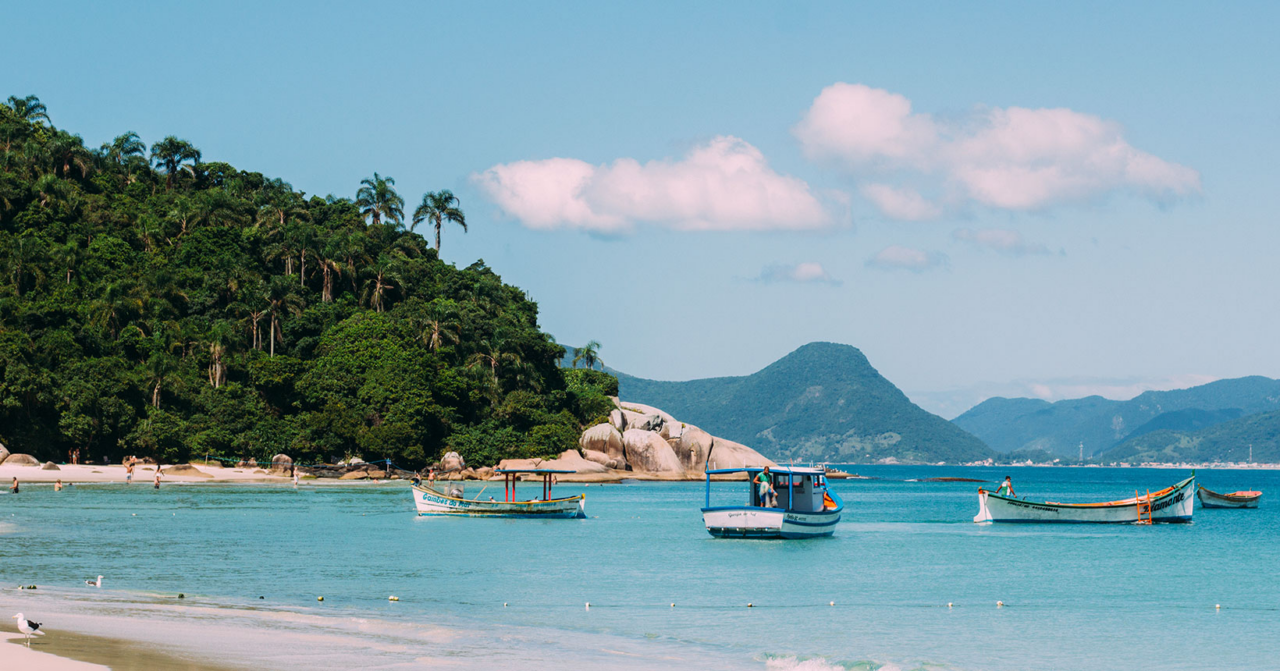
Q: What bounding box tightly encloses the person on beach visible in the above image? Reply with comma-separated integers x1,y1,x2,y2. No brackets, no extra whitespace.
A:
9,478,17,494
755,467,776,507
154,470,162,489
54,479,63,492
996,476,1016,497
126,461,134,485
293,471,299,487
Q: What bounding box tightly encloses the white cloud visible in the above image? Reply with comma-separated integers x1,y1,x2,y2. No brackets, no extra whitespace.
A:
953,228,1049,256
1022,374,1221,402
794,83,1201,220
865,245,948,272
756,262,841,286
474,136,837,233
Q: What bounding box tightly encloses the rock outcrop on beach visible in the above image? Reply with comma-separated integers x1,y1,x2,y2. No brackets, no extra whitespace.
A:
0,443,9,464
270,454,293,475
4,454,40,466
162,464,214,479
40,462,59,470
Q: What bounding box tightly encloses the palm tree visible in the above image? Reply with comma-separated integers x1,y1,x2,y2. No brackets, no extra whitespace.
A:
467,336,522,393
355,173,404,226
206,321,235,388
51,238,87,284
149,136,201,188
572,340,602,370
265,277,304,357
360,253,403,313
5,95,49,124
412,190,467,252
419,302,460,352
6,235,47,296
100,131,146,164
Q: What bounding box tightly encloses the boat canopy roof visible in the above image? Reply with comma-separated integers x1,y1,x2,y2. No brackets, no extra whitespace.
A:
493,468,577,474
706,466,826,476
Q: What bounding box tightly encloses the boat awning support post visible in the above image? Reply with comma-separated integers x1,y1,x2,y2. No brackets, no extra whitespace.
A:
704,471,710,509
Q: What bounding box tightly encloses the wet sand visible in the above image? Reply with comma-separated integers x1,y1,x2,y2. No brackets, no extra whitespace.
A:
2,626,236,670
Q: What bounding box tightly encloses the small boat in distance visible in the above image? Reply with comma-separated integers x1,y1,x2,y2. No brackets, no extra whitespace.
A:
412,469,585,518
701,467,843,539
1197,485,1261,509
974,475,1195,524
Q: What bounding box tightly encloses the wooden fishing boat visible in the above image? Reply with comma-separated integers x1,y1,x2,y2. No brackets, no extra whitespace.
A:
701,467,843,539
1197,485,1261,509
974,475,1195,524
412,469,585,518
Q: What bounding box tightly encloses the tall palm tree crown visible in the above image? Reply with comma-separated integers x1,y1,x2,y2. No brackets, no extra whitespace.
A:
355,173,404,226
149,136,201,187
5,95,49,124
412,190,467,252
573,340,602,370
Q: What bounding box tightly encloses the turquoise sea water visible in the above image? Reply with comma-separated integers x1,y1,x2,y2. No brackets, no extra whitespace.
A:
2,466,1279,670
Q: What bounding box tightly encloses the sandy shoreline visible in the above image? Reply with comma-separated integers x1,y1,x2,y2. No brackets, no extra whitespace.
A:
0,462,294,486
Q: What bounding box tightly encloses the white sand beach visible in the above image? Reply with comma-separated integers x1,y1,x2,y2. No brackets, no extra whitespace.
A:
1,631,107,670
0,462,292,485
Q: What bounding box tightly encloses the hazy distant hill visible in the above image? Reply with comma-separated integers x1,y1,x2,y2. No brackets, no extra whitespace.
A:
612,342,994,464
1105,409,1280,463
953,377,1280,457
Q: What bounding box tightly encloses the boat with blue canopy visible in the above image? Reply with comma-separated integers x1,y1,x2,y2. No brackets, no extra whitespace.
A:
701,466,843,539
412,468,585,518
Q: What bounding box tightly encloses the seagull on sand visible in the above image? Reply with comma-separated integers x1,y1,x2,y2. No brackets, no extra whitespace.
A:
12,613,45,646
85,575,102,587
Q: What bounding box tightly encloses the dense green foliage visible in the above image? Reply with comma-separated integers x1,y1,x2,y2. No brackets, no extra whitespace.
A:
0,97,614,466
616,342,994,464
953,376,1280,457
1105,409,1280,463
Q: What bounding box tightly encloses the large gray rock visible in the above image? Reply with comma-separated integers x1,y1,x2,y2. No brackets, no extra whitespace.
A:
579,423,625,462
162,464,214,479
706,438,776,470
676,425,715,472
41,462,60,471
540,449,608,474
441,451,465,473
0,443,9,465
622,403,678,427
270,454,293,474
622,429,683,473
608,409,625,430
582,449,624,470
4,454,40,467
620,410,664,432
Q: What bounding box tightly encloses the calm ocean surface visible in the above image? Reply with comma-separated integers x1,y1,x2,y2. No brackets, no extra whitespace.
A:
3,465,1279,670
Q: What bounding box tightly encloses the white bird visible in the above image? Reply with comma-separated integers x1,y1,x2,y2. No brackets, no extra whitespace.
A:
12,613,44,646
85,575,102,587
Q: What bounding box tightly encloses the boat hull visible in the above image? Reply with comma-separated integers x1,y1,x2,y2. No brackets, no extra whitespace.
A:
1197,486,1260,509
701,506,841,539
413,485,585,518
974,476,1195,524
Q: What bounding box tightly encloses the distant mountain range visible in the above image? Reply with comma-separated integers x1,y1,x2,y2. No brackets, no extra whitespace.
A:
610,342,994,464
953,376,1280,457
1105,409,1280,463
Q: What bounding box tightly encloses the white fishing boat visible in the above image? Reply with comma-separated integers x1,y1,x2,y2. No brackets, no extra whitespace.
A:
974,475,1195,524
412,469,585,518
1197,485,1261,509
701,467,843,539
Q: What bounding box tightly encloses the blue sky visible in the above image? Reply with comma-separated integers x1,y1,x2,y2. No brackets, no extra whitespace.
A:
5,2,1278,416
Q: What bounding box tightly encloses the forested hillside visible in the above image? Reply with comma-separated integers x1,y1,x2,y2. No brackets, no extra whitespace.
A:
0,95,615,467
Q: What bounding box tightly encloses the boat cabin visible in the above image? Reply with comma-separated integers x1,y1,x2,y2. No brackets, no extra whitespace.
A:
704,467,832,512
493,468,576,503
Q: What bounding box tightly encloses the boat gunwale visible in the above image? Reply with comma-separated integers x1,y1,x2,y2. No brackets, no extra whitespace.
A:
979,476,1194,510
413,483,584,506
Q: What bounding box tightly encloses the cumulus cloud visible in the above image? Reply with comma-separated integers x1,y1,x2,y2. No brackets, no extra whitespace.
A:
755,262,841,286
952,228,1049,256
865,245,948,272
474,136,836,233
794,83,1201,220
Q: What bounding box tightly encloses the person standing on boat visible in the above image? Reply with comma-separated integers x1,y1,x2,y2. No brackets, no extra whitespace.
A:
755,467,777,507
996,476,1016,497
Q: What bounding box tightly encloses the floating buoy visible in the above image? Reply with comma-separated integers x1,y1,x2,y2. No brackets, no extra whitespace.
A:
317,596,324,602
997,601,1004,607
830,601,835,607
259,596,264,599
585,602,590,609
947,603,953,608
503,602,508,607
389,596,399,602
132,513,136,516
747,603,754,608
670,603,675,608
178,594,185,599
1216,604,1221,610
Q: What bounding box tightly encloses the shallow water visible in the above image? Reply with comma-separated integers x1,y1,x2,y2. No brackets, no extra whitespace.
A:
2,466,1278,670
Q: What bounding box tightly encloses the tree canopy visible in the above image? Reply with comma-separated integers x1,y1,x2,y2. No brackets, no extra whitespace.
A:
0,95,615,467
